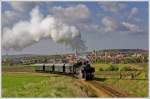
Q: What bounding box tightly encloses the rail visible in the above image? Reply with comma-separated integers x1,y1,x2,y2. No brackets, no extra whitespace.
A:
80,80,133,97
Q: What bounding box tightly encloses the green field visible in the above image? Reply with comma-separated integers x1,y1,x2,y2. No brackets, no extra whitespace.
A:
2,63,148,97
2,72,94,97
92,63,148,97
103,78,148,97
93,63,147,71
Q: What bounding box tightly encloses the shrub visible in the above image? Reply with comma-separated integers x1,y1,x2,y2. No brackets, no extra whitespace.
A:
99,68,104,71
105,65,119,71
120,67,132,71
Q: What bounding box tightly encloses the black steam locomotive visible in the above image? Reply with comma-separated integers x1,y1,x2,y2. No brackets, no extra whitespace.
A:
73,60,95,80
34,60,95,80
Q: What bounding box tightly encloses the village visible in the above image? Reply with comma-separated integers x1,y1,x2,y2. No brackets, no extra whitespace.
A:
2,49,148,65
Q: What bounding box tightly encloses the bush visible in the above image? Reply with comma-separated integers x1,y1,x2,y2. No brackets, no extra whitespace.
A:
99,68,104,71
120,67,132,71
105,65,119,71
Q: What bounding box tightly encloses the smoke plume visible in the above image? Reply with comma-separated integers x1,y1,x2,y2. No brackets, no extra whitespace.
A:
2,6,86,51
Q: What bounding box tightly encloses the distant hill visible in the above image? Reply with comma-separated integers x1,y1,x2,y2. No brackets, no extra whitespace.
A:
2,49,148,59
2,54,40,59
99,49,148,53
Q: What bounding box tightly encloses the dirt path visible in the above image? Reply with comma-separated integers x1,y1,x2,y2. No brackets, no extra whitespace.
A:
79,80,133,97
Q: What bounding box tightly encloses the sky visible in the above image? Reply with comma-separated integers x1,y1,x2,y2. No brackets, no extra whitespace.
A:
1,1,149,55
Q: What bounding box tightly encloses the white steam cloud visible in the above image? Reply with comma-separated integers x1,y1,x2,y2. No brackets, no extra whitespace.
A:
2,7,86,51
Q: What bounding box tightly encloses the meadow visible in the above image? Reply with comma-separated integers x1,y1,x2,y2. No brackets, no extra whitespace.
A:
92,63,148,97
2,63,148,97
2,72,95,97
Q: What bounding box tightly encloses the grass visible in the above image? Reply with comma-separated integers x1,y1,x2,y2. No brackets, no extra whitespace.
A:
92,63,110,72
2,66,35,72
2,72,94,97
103,79,148,97
92,63,148,72
92,63,148,97
2,63,148,97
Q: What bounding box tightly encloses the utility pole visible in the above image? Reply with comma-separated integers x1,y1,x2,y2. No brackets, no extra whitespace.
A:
75,48,78,58
105,52,106,64
5,50,8,61
5,50,9,66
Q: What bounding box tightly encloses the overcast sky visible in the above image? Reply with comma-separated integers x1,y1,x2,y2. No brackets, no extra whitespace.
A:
2,1,148,55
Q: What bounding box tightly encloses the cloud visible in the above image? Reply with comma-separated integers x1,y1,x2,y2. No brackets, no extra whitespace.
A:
98,2,126,13
2,2,147,42
129,7,139,18
2,10,21,27
2,6,86,51
49,4,90,24
2,1,39,28
78,16,119,34
99,16,146,35
48,4,93,36
98,2,145,35
122,22,143,33
102,16,118,32
130,7,139,15
8,1,38,12
77,23,102,34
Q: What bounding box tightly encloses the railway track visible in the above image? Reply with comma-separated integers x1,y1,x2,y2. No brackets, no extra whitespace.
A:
35,72,132,97
13,64,131,98
80,80,132,97
5,69,133,97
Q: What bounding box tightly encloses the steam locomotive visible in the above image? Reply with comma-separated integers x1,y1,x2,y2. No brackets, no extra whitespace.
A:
34,59,95,80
